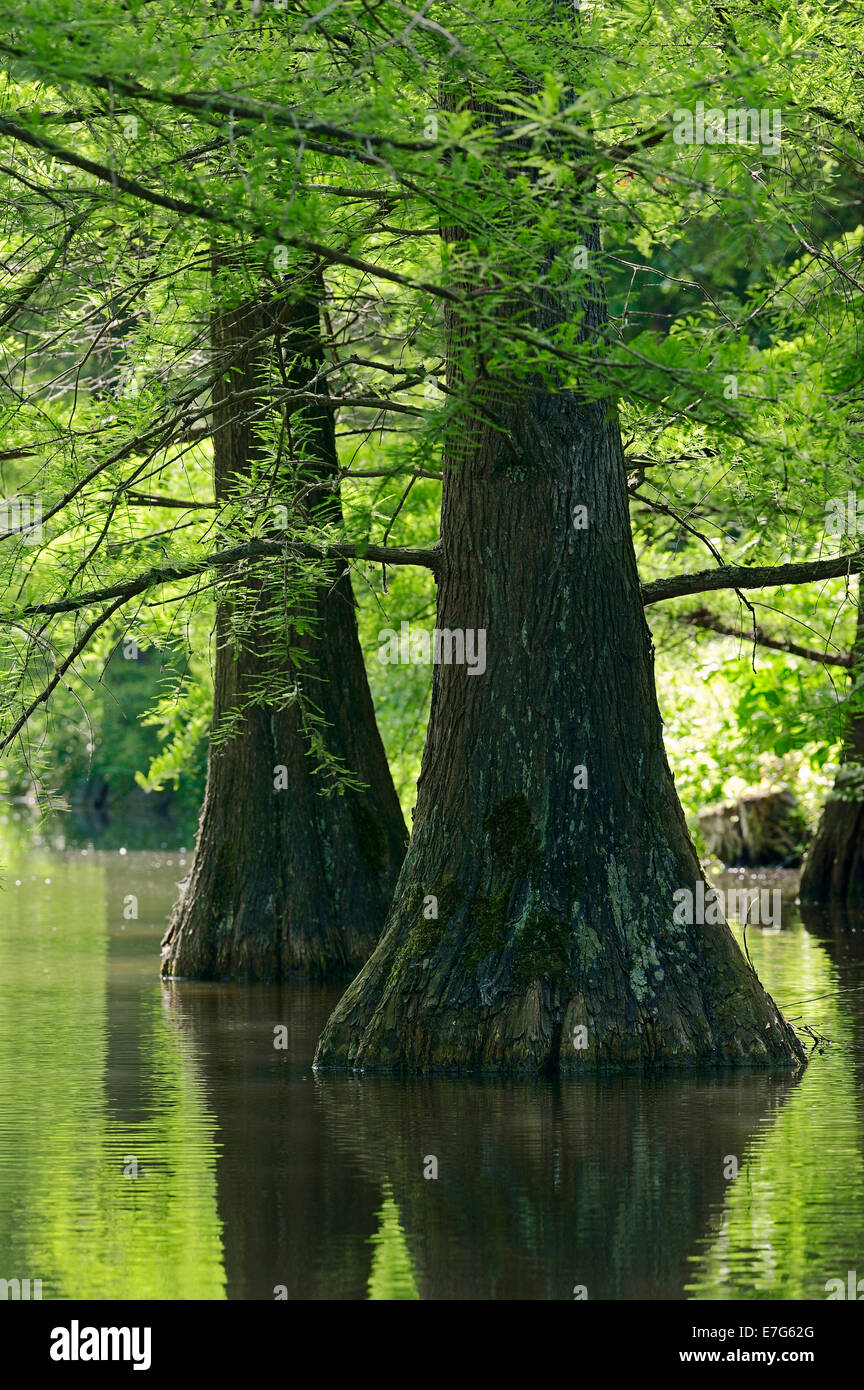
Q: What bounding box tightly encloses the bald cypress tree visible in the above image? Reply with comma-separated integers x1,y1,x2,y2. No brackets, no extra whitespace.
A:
161,269,407,981
800,584,864,908
314,85,805,1071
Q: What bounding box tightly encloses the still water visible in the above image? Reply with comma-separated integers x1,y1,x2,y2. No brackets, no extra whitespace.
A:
1,848,863,1300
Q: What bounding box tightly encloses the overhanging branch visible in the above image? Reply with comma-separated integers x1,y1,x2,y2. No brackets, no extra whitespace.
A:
642,552,864,606
671,606,852,668
16,536,442,619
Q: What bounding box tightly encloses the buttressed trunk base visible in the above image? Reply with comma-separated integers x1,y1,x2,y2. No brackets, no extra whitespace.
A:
161,279,406,982
800,585,864,908
315,361,805,1072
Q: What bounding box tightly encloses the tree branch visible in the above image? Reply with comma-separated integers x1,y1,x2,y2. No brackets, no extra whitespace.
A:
0,594,128,752
642,552,864,606
16,536,442,619
0,212,87,330
671,606,852,668
120,492,218,510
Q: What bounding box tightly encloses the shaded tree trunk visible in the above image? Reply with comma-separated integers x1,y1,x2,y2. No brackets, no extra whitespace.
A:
799,584,864,907
161,269,407,981
314,231,804,1072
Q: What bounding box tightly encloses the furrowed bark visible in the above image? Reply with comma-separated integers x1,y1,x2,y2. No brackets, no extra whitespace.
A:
314,219,804,1072
799,581,864,907
161,269,407,981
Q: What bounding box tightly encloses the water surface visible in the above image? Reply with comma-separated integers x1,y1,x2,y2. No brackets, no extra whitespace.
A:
1,852,862,1300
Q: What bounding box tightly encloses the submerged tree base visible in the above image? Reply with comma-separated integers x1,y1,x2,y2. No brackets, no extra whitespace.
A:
317,208,806,1076
313,953,805,1076
314,794,806,1076
160,279,407,984
799,790,864,909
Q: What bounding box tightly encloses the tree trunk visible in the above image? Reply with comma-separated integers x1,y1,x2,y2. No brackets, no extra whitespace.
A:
697,789,809,868
161,271,407,981
314,240,804,1072
799,583,864,907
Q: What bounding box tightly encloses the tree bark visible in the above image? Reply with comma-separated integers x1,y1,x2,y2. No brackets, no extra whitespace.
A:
314,234,804,1072
799,583,864,907
161,270,407,981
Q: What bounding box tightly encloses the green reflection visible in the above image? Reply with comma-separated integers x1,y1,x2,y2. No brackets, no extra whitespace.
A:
0,848,225,1299
367,1187,420,1301
4,846,864,1303
688,924,864,1300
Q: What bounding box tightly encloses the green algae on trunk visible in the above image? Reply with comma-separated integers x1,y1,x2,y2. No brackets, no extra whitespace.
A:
314,256,804,1071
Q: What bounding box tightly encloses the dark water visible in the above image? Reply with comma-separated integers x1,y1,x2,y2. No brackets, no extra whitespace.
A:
2,849,864,1300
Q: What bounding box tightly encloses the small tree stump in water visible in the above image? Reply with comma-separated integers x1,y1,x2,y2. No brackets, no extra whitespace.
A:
697,788,810,868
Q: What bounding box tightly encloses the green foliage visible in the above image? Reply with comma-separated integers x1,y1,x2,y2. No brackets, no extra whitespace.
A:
0,0,863,852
